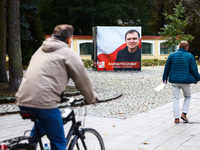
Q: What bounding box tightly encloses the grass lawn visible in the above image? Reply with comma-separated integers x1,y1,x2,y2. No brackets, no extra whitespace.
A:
0,83,16,98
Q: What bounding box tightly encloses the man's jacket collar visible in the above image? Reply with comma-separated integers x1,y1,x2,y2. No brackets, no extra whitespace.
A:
178,48,187,52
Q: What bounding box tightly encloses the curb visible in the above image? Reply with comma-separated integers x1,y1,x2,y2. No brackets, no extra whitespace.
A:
0,92,123,115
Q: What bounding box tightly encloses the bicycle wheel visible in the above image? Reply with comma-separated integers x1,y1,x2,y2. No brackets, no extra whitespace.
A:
10,143,35,150
69,128,105,150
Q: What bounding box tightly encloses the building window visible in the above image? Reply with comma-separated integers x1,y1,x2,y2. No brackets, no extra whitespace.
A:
142,42,152,54
80,42,93,55
160,43,176,54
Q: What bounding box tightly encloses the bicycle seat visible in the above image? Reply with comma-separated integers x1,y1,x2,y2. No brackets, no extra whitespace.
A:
20,110,39,121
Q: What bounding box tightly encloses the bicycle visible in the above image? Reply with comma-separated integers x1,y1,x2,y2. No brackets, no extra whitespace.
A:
0,96,105,150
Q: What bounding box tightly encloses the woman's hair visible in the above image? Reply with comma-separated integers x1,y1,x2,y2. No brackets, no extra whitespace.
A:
179,41,189,49
53,24,74,41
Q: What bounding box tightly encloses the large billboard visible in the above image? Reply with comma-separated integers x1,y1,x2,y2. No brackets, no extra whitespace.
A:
93,26,142,71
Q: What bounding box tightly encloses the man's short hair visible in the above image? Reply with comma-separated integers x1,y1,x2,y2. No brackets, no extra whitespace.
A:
179,41,189,49
53,24,74,41
125,29,140,40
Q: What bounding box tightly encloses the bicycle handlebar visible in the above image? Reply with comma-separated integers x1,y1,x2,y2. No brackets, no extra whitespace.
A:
60,92,99,107
61,96,99,108
61,96,85,105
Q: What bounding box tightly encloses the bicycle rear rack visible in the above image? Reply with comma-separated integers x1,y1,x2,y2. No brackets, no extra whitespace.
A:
0,136,32,149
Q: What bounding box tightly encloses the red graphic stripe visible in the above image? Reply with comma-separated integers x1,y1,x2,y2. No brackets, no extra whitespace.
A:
97,39,141,71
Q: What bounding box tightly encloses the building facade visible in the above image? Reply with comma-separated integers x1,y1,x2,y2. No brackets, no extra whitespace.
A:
46,35,178,60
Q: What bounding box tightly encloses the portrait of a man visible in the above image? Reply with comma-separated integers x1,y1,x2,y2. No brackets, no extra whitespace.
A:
114,29,141,71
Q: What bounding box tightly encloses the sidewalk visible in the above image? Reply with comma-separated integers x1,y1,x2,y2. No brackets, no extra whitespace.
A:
1,93,200,150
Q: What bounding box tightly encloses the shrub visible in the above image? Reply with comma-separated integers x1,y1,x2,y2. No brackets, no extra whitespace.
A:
82,60,93,68
82,59,167,68
141,59,167,66
196,60,200,65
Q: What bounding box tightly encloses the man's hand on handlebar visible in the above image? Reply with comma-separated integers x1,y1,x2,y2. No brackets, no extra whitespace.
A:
85,97,99,105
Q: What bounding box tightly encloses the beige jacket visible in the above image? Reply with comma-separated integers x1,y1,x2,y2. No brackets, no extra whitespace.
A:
16,36,96,109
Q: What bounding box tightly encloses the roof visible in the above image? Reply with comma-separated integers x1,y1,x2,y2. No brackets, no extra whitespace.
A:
73,35,92,39
45,35,164,40
141,36,163,40
45,35,92,39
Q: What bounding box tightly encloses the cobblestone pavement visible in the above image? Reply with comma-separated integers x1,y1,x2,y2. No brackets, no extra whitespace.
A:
2,66,200,120
1,92,200,150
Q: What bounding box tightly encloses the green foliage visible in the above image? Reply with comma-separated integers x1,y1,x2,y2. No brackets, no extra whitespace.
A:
158,0,194,48
196,60,200,65
142,59,167,66
83,59,200,67
38,0,200,56
11,0,200,65
82,59,167,68
20,0,45,65
82,60,93,68
40,0,154,35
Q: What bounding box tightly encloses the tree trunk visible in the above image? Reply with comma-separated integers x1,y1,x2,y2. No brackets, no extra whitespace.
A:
0,0,8,83
7,0,23,90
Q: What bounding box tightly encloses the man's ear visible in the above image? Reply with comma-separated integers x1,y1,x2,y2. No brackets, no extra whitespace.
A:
185,46,189,51
65,37,70,44
66,37,72,48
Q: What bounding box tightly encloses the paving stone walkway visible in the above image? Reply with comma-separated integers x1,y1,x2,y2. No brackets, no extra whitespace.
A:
1,92,200,150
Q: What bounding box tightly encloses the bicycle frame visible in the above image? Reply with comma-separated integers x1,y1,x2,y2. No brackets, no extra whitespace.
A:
63,108,87,149
19,108,87,150
0,97,102,150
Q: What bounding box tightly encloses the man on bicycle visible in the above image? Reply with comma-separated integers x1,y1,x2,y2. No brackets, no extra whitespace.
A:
16,24,97,150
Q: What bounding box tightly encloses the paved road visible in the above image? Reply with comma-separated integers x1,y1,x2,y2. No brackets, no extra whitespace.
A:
1,93,200,150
